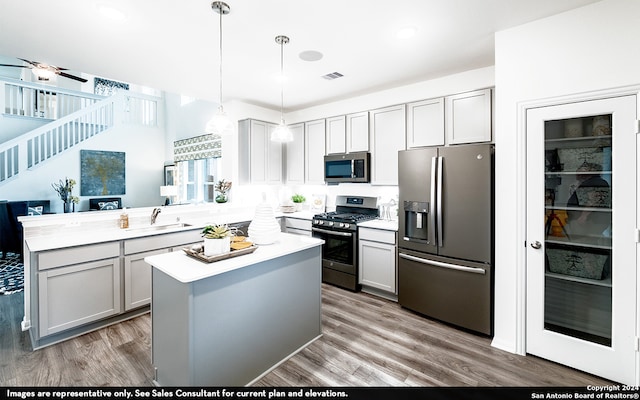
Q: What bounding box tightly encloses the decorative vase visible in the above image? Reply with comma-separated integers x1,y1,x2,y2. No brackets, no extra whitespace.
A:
63,201,72,213
203,236,231,256
248,195,281,245
215,193,228,203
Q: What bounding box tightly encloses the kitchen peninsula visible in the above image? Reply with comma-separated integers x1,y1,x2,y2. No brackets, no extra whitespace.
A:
146,234,323,386
17,203,318,352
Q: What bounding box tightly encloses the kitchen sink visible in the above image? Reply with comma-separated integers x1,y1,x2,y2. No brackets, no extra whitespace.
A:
126,222,192,233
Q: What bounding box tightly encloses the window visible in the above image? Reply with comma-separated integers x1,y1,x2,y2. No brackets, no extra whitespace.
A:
176,158,222,203
173,134,223,204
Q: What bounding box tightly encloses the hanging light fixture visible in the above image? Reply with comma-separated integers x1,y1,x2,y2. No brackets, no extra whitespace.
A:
271,35,293,143
205,1,234,136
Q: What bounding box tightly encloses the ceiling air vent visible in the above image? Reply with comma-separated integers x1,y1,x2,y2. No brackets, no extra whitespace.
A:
322,72,344,80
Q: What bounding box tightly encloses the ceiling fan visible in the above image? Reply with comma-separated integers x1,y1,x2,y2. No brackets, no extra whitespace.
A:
0,58,88,83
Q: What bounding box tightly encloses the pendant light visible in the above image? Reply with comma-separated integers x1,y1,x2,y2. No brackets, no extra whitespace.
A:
205,1,234,136
271,35,293,142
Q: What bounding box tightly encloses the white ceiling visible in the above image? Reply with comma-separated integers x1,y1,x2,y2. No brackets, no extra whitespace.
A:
0,0,600,112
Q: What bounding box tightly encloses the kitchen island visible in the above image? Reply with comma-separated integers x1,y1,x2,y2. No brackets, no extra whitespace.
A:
145,233,323,386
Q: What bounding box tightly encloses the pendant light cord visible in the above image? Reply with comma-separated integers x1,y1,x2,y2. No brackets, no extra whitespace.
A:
218,5,224,111
275,36,289,124
279,37,284,123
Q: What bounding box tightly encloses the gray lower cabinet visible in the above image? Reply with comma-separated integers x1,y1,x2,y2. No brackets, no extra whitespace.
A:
31,229,203,348
37,242,121,337
123,230,203,311
358,227,397,298
123,248,168,311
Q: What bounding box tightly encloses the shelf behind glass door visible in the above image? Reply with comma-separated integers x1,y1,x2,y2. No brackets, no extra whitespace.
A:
542,114,613,347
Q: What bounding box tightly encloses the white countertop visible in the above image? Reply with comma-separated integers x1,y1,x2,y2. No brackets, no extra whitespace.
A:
145,233,323,283
24,222,202,252
22,205,293,252
279,211,315,220
358,218,398,231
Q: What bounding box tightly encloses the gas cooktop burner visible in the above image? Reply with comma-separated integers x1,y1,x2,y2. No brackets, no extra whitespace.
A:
314,212,377,223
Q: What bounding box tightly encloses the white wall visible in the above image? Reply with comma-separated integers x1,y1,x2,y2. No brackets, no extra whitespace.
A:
492,0,640,353
0,123,166,212
288,66,495,124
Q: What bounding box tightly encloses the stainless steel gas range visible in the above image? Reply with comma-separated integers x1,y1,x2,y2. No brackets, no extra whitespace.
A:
311,195,378,291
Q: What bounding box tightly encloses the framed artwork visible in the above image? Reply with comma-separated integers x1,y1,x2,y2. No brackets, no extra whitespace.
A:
80,150,126,196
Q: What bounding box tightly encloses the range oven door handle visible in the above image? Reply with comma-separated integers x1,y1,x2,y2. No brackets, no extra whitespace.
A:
312,227,353,237
399,253,486,275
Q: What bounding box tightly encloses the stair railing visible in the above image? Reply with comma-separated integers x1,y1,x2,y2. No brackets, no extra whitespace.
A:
2,78,105,119
0,90,159,184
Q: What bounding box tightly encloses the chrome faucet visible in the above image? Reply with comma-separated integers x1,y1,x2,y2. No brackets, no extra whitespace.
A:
151,207,162,225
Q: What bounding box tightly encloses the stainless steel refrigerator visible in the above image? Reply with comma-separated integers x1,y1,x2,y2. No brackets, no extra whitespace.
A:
398,144,494,335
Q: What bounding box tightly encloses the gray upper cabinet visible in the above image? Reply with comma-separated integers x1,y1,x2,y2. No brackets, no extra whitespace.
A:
325,115,346,155
305,119,326,184
370,104,406,185
406,98,445,148
239,119,283,184
346,111,369,153
285,123,305,184
445,88,492,144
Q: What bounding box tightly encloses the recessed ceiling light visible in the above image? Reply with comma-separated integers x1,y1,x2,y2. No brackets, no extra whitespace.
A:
97,4,128,23
299,50,323,62
396,26,417,39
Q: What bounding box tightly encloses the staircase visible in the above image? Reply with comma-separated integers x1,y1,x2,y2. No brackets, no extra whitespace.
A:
0,79,159,185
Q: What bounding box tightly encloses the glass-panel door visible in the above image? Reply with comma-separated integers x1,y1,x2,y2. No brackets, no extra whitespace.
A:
526,95,637,385
543,114,613,345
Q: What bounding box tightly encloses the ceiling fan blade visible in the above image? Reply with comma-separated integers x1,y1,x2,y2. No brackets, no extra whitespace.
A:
0,64,29,68
18,58,39,67
57,71,88,83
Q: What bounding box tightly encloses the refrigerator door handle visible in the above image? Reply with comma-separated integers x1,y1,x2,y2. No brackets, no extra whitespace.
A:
429,156,437,245
436,156,444,247
399,253,486,275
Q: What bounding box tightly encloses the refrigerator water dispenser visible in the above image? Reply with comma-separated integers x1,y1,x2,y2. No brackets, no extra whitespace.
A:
403,201,429,243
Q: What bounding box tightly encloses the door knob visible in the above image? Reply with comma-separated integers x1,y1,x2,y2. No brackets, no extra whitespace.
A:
530,241,542,249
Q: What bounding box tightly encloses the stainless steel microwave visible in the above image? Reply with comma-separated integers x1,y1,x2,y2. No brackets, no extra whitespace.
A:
324,152,370,184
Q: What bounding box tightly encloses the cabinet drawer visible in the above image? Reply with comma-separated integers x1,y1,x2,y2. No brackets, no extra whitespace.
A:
285,218,312,231
124,229,202,254
359,227,396,244
38,242,120,270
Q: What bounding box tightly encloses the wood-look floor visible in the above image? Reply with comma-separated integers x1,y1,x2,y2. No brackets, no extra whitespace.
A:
0,284,614,387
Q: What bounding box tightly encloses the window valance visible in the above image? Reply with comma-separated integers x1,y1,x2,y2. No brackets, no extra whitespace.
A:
173,134,222,162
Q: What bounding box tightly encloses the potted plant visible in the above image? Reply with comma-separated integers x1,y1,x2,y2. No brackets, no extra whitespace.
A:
214,179,232,203
201,224,232,256
52,178,79,213
291,194,306,211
